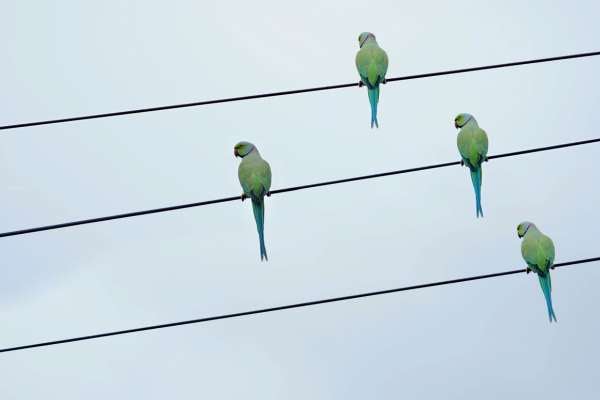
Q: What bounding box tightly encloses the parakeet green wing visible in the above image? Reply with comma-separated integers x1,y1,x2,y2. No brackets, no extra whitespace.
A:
519,223,557,322
455,114,489,217
355,33,388,128
235,142,272,261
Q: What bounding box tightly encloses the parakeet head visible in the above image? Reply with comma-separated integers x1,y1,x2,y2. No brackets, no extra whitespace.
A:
234,141,256,158
517,221,537,238
358,32,376,48
454,113,475,129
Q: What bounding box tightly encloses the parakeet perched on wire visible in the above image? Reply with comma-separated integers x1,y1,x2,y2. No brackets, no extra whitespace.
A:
454,113,489,217
517,221,557,322
355,32,388,128
234,141,272,261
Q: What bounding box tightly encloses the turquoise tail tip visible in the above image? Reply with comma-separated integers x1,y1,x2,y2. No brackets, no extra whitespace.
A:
538,274,557,323
367,86,380,129
469,167,483,218
371,116,379,128
260,239,268,261
251,198,268,262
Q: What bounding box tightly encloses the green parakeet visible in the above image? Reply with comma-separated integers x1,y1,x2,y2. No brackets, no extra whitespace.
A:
234,141,272,261
454,113,489,217
517,221,557,322
355,32,388,128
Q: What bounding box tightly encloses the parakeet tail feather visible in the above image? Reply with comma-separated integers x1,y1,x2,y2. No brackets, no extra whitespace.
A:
538,273,557,322
251,197,268,261
469,167,483,218
368,86,379,128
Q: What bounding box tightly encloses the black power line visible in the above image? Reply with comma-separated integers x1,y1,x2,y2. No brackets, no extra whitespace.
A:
1,137,598,239
1,51,599,131
1,256,597,354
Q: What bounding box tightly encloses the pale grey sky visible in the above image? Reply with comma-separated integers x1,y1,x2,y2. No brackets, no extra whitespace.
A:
1,0,600,398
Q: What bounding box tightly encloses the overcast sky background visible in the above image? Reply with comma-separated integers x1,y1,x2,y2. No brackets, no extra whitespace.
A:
1,0,599,398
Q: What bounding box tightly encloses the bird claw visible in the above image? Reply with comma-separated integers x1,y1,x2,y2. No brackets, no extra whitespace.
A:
358,81,364,88
382,78,387,84
550,265,555,270
484,157,489,162
241,193,247,202
266,191,271,197
460,160,464,166
526,268,531,274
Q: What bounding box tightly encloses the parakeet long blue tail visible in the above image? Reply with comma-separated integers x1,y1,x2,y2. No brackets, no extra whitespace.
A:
469,167,483,218
251,197,268,261
367,86,379,128
538,273,557,322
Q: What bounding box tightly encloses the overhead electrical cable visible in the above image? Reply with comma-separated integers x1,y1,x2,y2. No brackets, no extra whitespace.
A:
1,137,598,238
1,51,599,131
0,256,597,354
0,137,598,239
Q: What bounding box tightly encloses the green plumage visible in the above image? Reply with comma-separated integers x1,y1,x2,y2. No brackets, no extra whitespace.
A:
356,43,388,88
456,114,488,217
235,142,272,261
457,123,488,169
521,227,555,276
519,223,557,322
238,152,271,201
355,33,388,128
